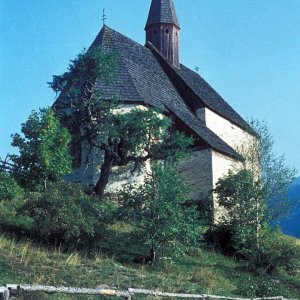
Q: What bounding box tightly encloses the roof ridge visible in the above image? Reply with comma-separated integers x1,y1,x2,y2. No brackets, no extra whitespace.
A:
146,42,254,135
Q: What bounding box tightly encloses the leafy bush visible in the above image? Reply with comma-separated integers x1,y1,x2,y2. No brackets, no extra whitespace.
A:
0,173,32,233
0,173,23,202
236,276,293,298
246,228,300,274
23,181,116,248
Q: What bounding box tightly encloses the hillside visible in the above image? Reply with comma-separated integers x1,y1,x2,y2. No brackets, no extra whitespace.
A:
0,234,299,300
279,177,300,238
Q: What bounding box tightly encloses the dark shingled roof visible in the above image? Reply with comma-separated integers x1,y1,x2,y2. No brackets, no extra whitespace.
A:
54,26,243,160
92,26,241,159
146,0,180,28
177,65,254,134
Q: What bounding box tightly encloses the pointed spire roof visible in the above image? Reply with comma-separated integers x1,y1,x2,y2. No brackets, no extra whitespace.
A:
146,0,180,28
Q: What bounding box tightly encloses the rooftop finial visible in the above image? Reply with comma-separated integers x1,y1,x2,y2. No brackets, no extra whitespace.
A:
101,8,107,26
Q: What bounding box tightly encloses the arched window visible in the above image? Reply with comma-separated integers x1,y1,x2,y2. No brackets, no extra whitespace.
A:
166,29,170,34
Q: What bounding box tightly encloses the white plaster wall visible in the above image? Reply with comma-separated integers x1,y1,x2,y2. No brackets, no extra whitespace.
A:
203,108,260,177
200,108,253,153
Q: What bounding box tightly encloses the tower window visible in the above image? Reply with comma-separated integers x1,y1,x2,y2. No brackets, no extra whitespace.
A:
154,29,157,35
166,29,170,34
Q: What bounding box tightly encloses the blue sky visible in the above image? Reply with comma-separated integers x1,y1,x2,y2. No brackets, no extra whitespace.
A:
1,0,300,175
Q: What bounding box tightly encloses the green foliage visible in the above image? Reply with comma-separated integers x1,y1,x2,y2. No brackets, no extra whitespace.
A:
49,47,116,94
0,173,32,233
214,169,300,274
0,173,23,202
236,275,294,298
120,161,201,262
246,228,300,274
23,181,116,248
241,119,297,221
214,169,264,254
11,108,72,191
213,120,298,274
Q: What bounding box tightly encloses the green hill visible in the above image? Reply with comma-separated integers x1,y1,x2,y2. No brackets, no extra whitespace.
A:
0,233,299,300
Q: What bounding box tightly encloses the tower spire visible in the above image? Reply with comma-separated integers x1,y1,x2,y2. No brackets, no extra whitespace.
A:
145,0,180,68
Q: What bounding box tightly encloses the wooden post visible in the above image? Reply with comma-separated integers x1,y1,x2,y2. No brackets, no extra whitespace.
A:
0,287,9,300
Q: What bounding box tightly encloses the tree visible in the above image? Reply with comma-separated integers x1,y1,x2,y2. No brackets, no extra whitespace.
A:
213,120,298,273
11,108,72,191
214,169,300,274
214,169,265,255
239,119,297,222
119,161,201,263
50,47,193,196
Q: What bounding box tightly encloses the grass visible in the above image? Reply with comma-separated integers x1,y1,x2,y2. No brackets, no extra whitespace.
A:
0,233,299,300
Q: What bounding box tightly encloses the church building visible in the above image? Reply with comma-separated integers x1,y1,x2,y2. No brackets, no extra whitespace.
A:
54,0,255,219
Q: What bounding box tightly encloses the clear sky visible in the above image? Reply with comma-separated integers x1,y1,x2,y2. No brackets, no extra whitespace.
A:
1,0,299,175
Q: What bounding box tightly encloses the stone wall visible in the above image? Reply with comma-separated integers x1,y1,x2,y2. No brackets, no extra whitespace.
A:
178,149,213,201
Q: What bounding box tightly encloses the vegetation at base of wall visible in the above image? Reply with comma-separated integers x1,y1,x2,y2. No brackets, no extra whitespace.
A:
212,169,300,275
119,161,202,262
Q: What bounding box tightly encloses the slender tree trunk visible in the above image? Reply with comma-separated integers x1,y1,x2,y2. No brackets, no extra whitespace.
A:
44,176,47,191
149,247,156,263
94,149,113,197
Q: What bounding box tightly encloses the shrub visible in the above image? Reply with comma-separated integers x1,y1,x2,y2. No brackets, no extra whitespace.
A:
23,181,116,248
0,173,23,202
247,228,300,274
0,173,32,233
236,276,293,298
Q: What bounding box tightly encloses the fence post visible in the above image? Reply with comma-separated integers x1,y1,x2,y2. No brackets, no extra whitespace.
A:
0,287,9,300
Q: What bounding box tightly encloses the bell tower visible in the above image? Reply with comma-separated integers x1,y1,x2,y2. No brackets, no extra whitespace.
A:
145,0,180,68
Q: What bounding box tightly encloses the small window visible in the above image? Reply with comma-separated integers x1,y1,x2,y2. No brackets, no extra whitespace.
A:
166,29,170,34
154,29,157,35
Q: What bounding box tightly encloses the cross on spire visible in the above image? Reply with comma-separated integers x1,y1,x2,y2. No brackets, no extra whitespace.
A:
101,8,107,26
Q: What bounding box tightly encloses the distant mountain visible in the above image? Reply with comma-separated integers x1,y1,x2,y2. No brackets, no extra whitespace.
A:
278,177,300,238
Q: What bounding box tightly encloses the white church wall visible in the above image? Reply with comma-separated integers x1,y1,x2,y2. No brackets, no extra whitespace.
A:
195,108,259,221
198,107,253,153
